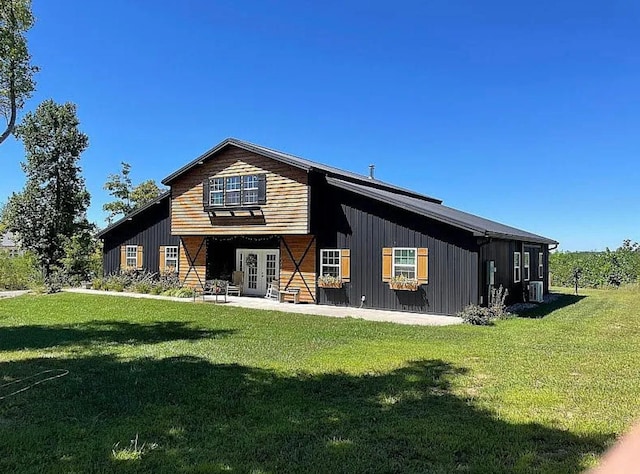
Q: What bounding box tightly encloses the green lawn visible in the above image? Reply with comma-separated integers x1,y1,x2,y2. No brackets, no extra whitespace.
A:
0,290,639,473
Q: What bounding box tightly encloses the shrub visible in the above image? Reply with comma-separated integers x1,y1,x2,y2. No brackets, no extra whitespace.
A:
92,277,104,290
132,282,152,294
0,251,41,290
488,285,511,319
44,270,67,294
458,304,494,326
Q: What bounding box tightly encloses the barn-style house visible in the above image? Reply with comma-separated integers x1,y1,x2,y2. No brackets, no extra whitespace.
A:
98,138,557,315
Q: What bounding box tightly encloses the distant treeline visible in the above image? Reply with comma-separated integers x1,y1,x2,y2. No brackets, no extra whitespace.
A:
549,240,640,288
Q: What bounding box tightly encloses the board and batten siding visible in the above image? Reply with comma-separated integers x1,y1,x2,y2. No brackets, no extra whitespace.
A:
311,177,479,315
170,146,310,235
478,240,550,305
101,197,178,275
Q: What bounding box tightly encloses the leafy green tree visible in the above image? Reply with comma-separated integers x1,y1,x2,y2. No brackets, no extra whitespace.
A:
4,100,90,275
103,162,164,223
0,0,38,145
61,226,102,281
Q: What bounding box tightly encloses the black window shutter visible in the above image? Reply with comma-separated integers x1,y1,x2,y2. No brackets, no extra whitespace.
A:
202,178,210,208
257,174,267,204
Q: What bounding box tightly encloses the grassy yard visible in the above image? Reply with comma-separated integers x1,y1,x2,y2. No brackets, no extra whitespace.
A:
0,290,639,473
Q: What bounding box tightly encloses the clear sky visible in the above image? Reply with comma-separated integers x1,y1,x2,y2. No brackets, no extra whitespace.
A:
1,0,638,251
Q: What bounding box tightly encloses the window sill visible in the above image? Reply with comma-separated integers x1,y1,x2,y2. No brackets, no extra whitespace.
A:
204,205,262,212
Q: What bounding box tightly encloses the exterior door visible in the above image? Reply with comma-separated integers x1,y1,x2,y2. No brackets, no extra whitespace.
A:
236,249,280,296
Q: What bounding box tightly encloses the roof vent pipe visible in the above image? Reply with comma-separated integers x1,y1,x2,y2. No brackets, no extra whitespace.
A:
368,164,375,179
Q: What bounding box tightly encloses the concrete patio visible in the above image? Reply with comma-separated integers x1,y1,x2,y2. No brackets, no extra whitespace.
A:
64,288,461,326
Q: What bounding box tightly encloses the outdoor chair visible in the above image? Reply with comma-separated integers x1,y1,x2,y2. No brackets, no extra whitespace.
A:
202,279,227,303
227,271,243,297
265,280,279,300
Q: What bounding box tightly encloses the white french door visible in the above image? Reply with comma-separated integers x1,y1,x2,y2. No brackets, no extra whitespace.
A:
236,249,280,296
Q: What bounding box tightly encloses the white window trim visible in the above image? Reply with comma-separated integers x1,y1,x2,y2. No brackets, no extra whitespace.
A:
538,252,544,279
165,246,179,271
523,252,530,281
209,174,262,207
513,251,521,283
209,177,224,206
126,245,138,268
320,249,341,278
392,247,418,279
242,175,259,205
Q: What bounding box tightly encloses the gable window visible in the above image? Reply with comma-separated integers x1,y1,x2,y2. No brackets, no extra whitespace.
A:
513,252,521,283
165,246,178,271
539,252,544,279
209,178,224,206
523,252,530,281
206,174,266,208
393,248,417,279
126,245,138,268
225,176,241,206
320,249,341,277
242,175,259,205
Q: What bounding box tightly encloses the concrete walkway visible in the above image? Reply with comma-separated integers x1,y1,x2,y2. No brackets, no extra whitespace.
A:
0,290,30,299
64,288,461,326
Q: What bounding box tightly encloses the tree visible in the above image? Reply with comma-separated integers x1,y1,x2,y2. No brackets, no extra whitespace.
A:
103,162,164,223
4,99,90,275
0,0,38,146
61,225,102,281
103,161,133,220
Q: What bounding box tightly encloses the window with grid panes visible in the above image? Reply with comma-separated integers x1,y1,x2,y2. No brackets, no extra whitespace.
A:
393,248,417,279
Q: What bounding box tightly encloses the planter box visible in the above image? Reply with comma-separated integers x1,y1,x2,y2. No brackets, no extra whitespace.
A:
388,282,420,291
318,281,343,289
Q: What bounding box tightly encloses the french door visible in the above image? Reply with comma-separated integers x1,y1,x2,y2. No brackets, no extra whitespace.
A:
236,249,280,296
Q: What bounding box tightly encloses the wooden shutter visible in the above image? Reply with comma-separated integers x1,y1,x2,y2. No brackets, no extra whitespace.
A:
417,248,429,284
120,246,126,271
340,249,350,282
382,247,393,282
136,246,144,269
202,178,210,208
159,246,166,273
257,174,267,204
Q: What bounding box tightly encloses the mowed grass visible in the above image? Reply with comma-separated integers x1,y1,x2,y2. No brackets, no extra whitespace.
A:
0,290,639,473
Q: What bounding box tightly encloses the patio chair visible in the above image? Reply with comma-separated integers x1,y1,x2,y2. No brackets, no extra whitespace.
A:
202,279,227,303
265,280,279,300
227,271,243,297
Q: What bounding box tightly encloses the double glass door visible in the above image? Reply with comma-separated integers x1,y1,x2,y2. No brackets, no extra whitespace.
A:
235,249,279,296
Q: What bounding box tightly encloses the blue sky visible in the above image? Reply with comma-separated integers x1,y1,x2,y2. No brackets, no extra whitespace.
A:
1,0,638,251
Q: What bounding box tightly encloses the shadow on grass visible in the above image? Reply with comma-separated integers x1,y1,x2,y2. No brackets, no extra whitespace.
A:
515,294,587,319
0,355,610,473
0,321,234,351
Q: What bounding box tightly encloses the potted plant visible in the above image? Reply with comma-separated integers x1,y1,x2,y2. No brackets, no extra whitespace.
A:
388,275,420,291
317,275,343,289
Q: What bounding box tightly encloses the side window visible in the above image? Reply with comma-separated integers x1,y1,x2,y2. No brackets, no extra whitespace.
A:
393,248,417,279
514,252,521,283
523,252,530,281
538,252,544,279
320,249,341,277
165,246,179,272
126,245,138,268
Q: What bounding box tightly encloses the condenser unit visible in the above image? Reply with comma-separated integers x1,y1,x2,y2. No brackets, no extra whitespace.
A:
529,281,544,303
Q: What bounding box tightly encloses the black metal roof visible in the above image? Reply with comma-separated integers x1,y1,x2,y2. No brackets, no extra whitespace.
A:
96,191,170,238
327,177,558,245
161,138,442,204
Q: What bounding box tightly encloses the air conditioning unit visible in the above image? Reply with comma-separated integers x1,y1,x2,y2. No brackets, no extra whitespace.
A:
529,281,544,303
